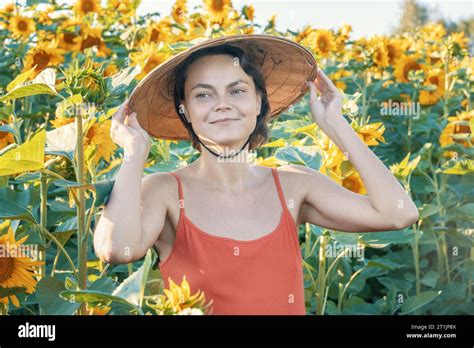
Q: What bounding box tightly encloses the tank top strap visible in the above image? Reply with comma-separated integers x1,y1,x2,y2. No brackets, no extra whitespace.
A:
169,171,185,214
271,167,289,212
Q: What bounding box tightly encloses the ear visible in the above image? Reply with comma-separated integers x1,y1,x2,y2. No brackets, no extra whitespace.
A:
256,93,262,116
179,103,191,124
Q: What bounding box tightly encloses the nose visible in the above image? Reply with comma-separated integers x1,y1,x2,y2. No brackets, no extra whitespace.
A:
213,93,233,112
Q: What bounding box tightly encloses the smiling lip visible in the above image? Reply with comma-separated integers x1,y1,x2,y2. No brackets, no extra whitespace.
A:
210,118,238,124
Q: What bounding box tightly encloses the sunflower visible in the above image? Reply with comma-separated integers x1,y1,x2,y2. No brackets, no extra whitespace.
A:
58,31,82,52
79,25,111,58
23,40,65,77
329,69,352,90
50,116,74,129
84,118,117,164
335,24,352,52
8,15,35,40
394,54,425,83
0,130,15,150
107,0,135,17
385,37,403,66
141,19,172,45
0,225,44,308
130,42,171,80
34,4,55,25
204,0,232,24
146,275,213,315
171,0,188,24
242,4,254,21
189,13,211,33
355,122,386,146
73,0,101,17
419,68,445,106
311,29,336,58
420,23,447,42
370,38,389,69
439,110,473,158
341,170,367,194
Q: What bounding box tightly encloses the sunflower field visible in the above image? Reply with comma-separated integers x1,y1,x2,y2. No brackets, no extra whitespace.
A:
0,0,472,316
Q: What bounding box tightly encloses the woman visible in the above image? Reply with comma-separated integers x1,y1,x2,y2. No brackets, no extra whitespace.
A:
93,35,419,315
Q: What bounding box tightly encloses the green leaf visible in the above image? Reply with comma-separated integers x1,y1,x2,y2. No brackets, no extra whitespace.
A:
419,203,441,219
400,290,441,314
0,68,58,102
59,289,139,313
0,130,45,176
420,271,439,288
275,145,320,169
93,180,115,207
112,249,153,307
36,276,81,315
0,187,37,223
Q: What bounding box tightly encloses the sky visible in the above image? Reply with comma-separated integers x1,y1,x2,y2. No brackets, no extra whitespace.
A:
0,0,472,38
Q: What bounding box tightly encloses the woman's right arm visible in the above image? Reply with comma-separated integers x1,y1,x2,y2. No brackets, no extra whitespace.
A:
93,99,167,264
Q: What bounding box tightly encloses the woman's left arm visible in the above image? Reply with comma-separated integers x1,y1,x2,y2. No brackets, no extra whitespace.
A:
297,68,419,231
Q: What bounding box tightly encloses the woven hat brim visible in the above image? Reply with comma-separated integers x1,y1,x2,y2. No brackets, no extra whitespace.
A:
128,34,318,141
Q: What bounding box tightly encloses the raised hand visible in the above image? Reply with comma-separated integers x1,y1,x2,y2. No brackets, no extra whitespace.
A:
307,68,345,134
110,98,151,161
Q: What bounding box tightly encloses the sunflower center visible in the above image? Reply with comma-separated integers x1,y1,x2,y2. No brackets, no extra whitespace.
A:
403,61,421,80
81,35,101,50
318,38,328,51
0,256,14,282
429,76,439,85
454,125,471,135
150,28,160,42
212,0,224,11
342,177,355,191
17,20,28,31
33,51,51,70
82,1,94,13
63,32,78,45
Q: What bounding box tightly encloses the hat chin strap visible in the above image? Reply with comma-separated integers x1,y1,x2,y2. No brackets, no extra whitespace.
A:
189,123,255,160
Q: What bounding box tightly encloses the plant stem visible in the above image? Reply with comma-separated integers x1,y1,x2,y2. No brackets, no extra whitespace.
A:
75,113,87,315
316,232,328,315
304,223,311,259
39,172,48,315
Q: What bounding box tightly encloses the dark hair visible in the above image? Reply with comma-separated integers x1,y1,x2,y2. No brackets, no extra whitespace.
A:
172,44,271,152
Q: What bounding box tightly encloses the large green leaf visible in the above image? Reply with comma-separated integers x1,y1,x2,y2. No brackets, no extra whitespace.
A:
0,187,37,223
0,130,45,176
0,68,58,102
36,276,81,315
400,290,442,314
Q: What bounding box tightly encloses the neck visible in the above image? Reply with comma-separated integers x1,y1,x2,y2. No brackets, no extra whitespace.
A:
191,141,257,192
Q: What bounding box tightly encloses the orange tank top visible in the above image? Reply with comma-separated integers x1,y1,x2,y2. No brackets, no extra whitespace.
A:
158,167,306,315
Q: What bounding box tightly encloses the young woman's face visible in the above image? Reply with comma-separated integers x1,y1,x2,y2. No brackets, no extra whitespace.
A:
182,54,262,149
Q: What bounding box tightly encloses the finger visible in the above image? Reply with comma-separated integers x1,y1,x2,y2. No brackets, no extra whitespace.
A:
307,81,317,104
317,68,339,94
113,99,129,123
128,112,141,129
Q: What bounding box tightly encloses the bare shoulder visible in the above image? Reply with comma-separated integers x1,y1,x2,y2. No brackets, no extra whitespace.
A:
141,170,181,204
275,164,322,182
274,164,325,198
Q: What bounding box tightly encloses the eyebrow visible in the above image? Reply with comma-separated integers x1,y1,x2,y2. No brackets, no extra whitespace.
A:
190,79,250,92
